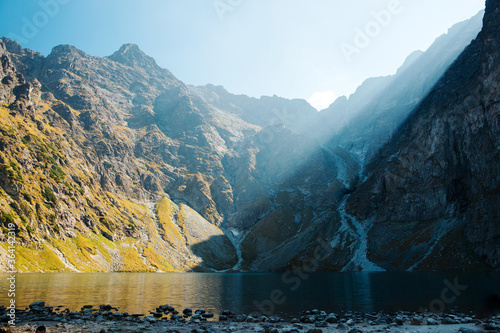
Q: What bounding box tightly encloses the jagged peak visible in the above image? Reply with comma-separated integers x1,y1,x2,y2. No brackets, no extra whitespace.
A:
107,43,177,80
1,37,23,54
115,43,144,57
49,44,87,59
205,84,229,94
396,50,424,74
108,43,160,72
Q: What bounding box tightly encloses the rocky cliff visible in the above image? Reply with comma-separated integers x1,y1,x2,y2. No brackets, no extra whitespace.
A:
0,35,332,272
229,5,499,272
345,0,500,270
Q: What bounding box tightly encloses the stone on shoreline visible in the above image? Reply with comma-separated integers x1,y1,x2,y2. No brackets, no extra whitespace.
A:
458,328,483,333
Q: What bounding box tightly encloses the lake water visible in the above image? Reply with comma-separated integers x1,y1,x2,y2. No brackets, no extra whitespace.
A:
1,272,499,317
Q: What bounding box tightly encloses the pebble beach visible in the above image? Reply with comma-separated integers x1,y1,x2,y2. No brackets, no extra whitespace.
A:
1,302,499,333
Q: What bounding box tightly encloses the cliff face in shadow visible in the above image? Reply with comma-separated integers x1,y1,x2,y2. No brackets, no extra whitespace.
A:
346,0,500,270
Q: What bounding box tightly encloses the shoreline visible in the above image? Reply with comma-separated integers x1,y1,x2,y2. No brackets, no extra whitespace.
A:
3,320,498,333
1,302,499,333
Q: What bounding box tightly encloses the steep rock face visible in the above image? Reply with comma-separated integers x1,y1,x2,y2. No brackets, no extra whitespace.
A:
346,0,500,270
8,38,265,226
187,83,356,236
0,37,329,272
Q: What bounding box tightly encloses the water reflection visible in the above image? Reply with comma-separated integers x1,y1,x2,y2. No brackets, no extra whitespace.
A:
0,272,498,316
351,272,375,312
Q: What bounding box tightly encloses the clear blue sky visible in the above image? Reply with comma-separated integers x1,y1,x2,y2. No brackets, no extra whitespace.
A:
0,0,485,110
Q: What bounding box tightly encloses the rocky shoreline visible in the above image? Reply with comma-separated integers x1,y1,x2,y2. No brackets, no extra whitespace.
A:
1,302,500,332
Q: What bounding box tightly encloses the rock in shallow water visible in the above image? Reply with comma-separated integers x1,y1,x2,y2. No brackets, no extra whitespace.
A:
29,301,45,311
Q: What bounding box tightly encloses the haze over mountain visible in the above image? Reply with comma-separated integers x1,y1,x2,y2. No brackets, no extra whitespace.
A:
0,4,497,273
314,10,485,162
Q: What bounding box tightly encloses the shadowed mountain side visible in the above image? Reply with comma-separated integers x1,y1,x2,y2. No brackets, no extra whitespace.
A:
190,234,238,272
222,126,360,230
345,0,500,270
232,7,497,272
180,203,238,271
224,12,485,272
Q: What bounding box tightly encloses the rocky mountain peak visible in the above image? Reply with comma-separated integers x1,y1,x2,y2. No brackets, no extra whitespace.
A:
49,44,85,58
0,37,23,54
114,43,144,58
108,43,161,73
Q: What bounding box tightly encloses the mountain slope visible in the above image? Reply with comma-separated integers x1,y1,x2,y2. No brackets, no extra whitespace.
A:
345,0,500,270
229,11,491,272
0,39,242,272
0,37,326,272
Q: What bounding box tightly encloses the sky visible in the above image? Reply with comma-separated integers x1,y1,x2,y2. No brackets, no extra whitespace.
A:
0,0,486,110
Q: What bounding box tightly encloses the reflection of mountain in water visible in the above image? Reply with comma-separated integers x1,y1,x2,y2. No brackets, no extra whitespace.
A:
4,272,499,315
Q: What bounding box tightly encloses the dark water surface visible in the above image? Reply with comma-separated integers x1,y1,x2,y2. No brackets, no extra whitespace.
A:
1,272,499,317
